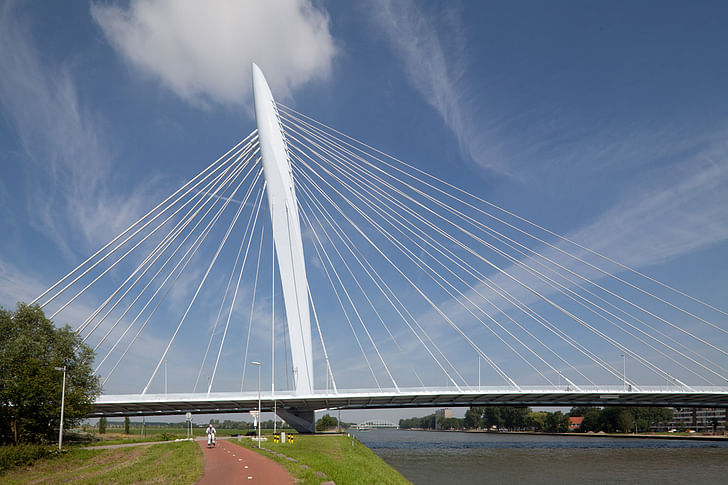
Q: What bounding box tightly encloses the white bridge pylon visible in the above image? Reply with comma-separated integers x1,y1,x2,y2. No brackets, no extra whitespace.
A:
252,64,313,396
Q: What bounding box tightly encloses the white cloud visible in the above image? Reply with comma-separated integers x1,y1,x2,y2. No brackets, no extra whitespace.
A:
91,0,337,108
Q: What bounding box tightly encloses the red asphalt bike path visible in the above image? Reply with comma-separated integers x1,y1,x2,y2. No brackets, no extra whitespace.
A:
196,438,295,485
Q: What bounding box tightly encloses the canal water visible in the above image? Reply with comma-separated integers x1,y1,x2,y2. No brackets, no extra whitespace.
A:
353,429,728,484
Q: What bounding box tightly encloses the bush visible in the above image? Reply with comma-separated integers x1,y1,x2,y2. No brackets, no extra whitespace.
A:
0,444,55,472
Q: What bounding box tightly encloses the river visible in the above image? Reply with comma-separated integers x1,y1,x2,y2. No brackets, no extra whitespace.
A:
352,429,728,484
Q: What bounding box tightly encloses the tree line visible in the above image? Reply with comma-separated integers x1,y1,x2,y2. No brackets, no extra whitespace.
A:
399,406,673,433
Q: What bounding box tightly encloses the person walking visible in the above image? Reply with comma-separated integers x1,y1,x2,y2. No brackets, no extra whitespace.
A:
206,423,216,448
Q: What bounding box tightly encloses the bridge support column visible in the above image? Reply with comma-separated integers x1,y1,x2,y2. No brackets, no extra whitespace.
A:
276,407,315,433
252,64,314,396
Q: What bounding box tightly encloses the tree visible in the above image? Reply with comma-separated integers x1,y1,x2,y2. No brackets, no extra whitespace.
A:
464,407,483,429
437,417,464,430
98,417,107,434
569,407,599,418
525,411,547,431
482,407,504,428
124,416,130,434
501,407,530,430
579,408,602,432
631,407,673,432
599,407,635,433
316,414,338,431
545,411,569,433
0,303,101,444
399,414,436,429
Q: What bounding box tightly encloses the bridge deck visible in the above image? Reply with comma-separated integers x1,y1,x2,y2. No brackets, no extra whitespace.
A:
90,387,728,418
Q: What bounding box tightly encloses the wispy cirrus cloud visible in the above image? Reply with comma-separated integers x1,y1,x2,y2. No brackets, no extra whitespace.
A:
367,0,514,176
0,3,163,259
91,0,337,109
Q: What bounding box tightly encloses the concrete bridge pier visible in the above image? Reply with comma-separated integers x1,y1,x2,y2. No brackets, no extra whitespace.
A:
276,407,315,433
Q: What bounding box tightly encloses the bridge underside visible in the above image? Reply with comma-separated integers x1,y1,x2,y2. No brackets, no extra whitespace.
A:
91,388,728,429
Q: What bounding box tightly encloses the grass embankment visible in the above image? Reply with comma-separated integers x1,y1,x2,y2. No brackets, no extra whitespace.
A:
236,433,412,485
0,441,203,484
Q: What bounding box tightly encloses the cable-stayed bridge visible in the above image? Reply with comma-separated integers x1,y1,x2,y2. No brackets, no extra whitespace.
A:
34,66,728,432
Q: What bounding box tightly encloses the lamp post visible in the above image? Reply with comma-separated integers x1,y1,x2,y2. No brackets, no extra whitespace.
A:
53,366,67,450
251,361,261,448
621,354,626,392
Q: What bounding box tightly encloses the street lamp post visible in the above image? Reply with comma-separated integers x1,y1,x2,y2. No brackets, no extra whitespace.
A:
54,366,67,450
251,361,261,448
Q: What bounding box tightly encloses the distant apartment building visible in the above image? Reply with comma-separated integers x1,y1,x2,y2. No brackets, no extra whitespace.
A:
669,408,727,433
435,408,453,430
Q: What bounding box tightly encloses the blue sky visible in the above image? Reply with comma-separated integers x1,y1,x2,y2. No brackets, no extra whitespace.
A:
1,1,727,421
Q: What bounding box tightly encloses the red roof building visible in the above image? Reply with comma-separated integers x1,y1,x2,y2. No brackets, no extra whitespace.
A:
568,416,584,431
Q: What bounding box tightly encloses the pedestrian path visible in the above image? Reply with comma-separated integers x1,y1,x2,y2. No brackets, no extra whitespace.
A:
196,439,295,484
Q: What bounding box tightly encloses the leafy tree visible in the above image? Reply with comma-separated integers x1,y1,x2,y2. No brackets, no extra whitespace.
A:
124,416,130,434
399,414,436,429
501,407,529,430
599,407,635,433
482,407,504,428
525,411,547,431
437,417,464,430
316,413,338,431
631,407,673,432
616,409,635,433
464,407,483,429
545,411,569,432
98,417,107,434
569,407,599,418
579,408,602,432
0,303,101,444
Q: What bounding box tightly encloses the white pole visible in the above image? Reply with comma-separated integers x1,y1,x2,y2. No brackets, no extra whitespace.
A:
621,354,626,391
165,360,168,396
272,242,276,436
251,361,261,448
54,366,66,450
258,364,262,447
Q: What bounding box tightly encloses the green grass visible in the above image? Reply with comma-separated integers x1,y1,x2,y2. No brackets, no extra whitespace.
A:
0,441,203,484
235,433,412,485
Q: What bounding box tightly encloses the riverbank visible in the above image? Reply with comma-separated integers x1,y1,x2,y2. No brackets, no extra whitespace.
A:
429,428,728,442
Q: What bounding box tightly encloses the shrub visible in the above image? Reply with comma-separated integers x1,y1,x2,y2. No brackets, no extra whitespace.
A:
0,444,55,472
